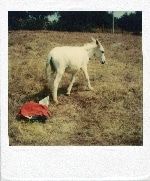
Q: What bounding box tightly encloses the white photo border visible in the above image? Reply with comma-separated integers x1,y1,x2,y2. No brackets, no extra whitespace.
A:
1,0,150,180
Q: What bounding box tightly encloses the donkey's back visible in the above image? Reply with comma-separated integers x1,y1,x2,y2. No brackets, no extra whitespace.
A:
49,46,89,71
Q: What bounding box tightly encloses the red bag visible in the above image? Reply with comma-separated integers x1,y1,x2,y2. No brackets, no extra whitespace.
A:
19,101,51,120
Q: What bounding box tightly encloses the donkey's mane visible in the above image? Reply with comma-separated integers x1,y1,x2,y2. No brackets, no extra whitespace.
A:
83,42,97,50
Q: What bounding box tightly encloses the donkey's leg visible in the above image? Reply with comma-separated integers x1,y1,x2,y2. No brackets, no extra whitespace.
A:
66,73,76,95
48,71,55,82
82,66,94,90
48,72,55,93
53,72,63,104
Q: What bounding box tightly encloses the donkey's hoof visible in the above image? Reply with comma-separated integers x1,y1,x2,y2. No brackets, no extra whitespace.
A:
89,87,94,91
54,100,59,105
66,92,70,96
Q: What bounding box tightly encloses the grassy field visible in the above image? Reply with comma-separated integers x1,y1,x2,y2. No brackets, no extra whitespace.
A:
8,30,142,146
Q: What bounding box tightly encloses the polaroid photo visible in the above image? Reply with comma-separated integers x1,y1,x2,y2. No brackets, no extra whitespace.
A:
1,0,150,180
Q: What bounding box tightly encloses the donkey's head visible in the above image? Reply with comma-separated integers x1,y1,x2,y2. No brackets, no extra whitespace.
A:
91,37,106,64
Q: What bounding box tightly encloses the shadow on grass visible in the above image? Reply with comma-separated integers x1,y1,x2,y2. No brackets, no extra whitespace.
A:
16,115,47,123
22,85,71,103
22,85,50,103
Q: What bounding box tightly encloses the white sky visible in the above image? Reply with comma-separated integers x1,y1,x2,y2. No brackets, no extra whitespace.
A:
113,11,135,17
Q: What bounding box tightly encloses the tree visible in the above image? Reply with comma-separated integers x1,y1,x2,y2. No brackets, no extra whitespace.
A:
8,11,142,33
118,11,142,33
8,11,56,30
8,11,28,30
55,11,112,32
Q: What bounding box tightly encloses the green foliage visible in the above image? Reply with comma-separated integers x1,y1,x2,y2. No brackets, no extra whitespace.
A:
8,11,52,30
118,11,142,32
8,11,142,33
55,11,112,32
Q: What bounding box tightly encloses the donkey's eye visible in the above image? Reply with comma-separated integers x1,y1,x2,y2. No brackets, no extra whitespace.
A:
101,51,104,53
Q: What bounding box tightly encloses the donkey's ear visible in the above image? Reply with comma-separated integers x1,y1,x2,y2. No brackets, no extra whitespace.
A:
96,39,100,46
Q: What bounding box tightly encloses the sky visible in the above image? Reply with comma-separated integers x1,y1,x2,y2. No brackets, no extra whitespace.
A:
113,11,135,18
48,14,58,22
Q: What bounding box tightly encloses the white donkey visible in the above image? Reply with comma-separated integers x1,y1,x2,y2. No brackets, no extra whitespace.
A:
45,37,105,104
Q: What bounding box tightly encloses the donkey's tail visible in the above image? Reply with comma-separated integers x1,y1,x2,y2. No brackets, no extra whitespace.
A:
45,54,51,80
45,53,56,81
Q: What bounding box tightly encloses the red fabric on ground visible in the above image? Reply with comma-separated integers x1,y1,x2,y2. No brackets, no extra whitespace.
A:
19,101,50,117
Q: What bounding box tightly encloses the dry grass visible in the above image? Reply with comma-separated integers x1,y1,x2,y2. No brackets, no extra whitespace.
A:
8,30,142,146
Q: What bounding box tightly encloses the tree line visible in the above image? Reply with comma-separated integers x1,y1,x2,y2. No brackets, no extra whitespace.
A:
8,11,142,33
